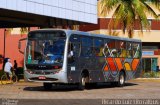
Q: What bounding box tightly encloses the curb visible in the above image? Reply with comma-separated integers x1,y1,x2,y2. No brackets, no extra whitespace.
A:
136,78,160,80
0,79,25,85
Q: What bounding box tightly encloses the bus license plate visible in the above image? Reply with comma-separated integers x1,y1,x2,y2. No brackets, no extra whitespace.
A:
38,76,46,80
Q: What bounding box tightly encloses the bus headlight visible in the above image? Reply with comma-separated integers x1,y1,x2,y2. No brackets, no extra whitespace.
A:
26,69,33,74
52,69,61,74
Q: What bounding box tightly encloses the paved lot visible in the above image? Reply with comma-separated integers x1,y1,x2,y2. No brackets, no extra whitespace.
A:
0,79,160,100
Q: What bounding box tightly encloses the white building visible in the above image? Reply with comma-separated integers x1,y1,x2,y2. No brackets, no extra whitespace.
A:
0,0,97,24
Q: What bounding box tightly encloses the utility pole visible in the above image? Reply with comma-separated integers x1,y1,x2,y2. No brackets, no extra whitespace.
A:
2,29,6,70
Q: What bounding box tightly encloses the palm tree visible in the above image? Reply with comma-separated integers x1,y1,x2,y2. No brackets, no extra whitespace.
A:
100,0,160,38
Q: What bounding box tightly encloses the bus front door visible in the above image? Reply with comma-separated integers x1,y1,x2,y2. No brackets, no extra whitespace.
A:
67,42,81,83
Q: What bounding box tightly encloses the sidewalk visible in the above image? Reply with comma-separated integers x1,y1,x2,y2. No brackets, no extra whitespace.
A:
1,78,160,85
133,78,160,82
137,78,160,80
0,79,25,85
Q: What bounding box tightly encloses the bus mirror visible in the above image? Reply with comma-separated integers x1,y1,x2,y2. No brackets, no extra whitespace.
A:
18,38,27,54
18,41,21,49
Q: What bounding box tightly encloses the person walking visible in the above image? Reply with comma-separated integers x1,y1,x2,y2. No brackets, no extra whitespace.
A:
14,60,19,81
14,60,18,73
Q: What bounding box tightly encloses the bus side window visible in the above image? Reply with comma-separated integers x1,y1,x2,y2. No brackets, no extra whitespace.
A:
93,38,104,57
68,43,74,57
126,42,132,58
68,42,75,63
105,39,117,57
133,43,140,58
81,37,93,57
119,41,127,58
68,35,81,63
103,43,109,57
115,41,122,57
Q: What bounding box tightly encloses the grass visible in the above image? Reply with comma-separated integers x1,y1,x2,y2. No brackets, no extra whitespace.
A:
134,78,160,82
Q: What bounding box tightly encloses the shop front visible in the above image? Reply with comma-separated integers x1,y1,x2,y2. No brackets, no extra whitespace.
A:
142,49,160,72
142,57,158,72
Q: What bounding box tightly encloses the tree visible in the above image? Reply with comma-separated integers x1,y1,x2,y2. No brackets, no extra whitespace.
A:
6,27,29,35
100,0,160,38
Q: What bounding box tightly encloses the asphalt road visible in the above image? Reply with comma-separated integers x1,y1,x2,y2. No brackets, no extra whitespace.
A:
0,79,160,105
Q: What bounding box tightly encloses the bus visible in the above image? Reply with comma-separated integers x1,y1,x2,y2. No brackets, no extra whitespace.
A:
21,29,142,90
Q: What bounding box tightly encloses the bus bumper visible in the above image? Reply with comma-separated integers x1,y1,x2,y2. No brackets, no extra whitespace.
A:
24,70,68,83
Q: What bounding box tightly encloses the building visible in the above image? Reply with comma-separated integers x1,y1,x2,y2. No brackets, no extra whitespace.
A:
0,0,98,70
80,1,160,72
0,0,97,27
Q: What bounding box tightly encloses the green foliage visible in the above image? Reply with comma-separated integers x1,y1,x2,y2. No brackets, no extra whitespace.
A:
7,27,29,34
0,70,4,78
20,27,29,34
143,72,160,78
100,0,159,38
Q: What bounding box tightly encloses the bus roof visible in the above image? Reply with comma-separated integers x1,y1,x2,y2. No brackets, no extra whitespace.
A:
29,29,141,43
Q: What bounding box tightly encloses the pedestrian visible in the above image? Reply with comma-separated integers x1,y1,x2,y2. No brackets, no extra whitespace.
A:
14,60,18,74
4,59,13,82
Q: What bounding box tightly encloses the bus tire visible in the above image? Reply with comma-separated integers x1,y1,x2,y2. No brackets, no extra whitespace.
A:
86,83,97,89
111,82,118,87
78,74,86,90
117,71,125,87
43,83,52,90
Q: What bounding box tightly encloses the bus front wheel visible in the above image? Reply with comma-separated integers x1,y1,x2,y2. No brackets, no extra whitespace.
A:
43,83,52,90
78,74,88,90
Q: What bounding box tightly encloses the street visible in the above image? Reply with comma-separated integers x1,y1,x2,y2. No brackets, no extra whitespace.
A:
0,79,160,99
0,79,160,105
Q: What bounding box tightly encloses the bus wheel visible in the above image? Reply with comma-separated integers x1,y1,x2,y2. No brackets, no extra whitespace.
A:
118,72,125,87
43,83,52,90
78,74,86,90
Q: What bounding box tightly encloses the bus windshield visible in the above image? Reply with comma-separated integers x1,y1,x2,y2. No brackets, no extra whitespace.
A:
26,31,66,65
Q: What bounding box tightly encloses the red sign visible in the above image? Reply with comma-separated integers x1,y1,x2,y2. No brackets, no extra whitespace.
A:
38,76,46,80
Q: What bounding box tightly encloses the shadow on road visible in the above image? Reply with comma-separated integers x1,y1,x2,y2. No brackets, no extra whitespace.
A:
23,82,138,92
